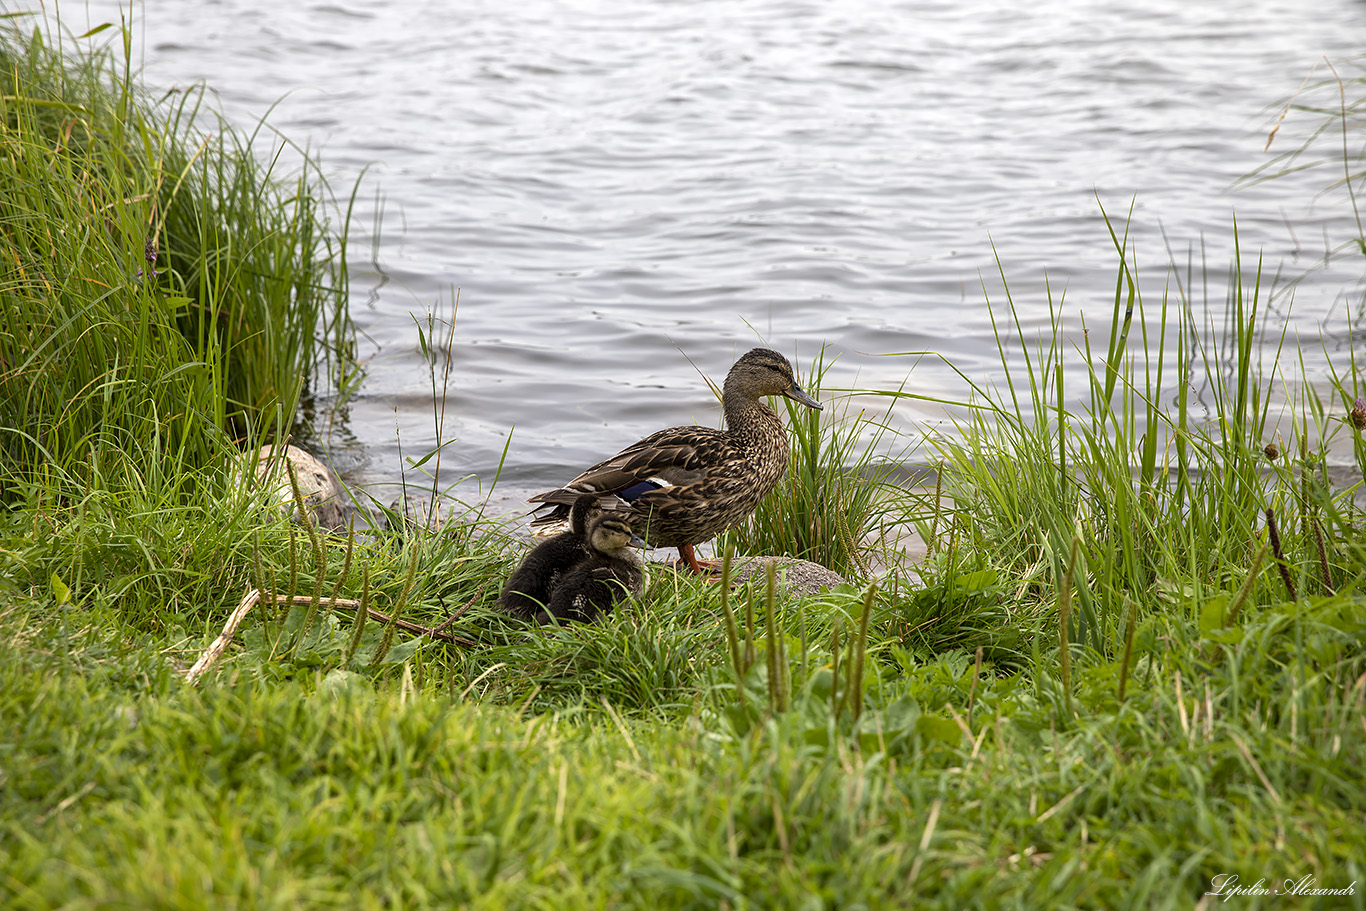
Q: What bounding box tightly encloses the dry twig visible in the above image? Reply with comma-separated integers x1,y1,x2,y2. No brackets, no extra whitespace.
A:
184,588,479,685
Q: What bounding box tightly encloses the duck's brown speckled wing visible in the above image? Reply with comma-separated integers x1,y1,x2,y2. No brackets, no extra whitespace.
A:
528,425,726,508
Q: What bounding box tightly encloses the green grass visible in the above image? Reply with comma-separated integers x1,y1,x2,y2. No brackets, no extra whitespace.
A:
3,569,1364,909
3,20,1366,911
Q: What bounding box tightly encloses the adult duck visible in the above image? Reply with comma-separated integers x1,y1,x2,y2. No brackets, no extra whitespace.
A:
529,347,822,572
538,510,646,624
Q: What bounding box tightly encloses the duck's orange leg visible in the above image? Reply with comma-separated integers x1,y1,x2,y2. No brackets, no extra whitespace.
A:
677,544,728,575
676,544,705,573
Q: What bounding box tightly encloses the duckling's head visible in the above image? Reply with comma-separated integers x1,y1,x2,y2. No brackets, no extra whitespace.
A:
586,512,636,556
726,348,822,411
568,493,604,536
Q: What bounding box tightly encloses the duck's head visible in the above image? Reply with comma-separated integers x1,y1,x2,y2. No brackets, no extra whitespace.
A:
568,493,604,536
587,512,638,556
726,348,822,411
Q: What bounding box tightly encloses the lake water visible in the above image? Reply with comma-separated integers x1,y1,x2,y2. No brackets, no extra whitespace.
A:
46,0,1366,512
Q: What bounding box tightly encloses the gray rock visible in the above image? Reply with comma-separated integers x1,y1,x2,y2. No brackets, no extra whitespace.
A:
722,556,850,597
248,444,348,532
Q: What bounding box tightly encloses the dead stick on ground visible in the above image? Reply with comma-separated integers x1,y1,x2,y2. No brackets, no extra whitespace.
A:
185,588,264,685
185,588,480,685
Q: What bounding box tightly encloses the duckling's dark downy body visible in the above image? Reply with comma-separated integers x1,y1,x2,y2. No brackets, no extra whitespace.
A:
536,511,646,625
528,348,822,572
498,494,600,619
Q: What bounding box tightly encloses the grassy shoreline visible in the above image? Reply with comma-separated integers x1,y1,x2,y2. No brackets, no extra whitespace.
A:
3,20,1366,911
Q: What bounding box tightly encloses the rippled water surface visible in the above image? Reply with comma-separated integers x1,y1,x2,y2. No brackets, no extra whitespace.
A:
51,0,1366,505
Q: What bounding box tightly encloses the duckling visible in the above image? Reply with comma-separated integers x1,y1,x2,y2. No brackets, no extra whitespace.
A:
528,347,822,572
497,493,600,619
535,511,646,625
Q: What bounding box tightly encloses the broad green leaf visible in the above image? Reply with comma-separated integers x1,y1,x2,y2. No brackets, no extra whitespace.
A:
915,714,962,746
50,572,71,607
1199,595,1230,635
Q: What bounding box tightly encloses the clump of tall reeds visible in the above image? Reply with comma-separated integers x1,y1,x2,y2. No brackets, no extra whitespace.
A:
867,203,1364,658
0,22,360,499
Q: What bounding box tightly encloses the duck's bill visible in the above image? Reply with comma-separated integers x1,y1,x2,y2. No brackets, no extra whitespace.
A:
785,384,823,411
